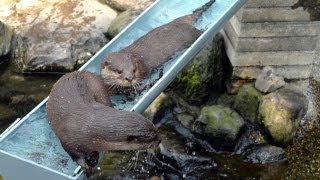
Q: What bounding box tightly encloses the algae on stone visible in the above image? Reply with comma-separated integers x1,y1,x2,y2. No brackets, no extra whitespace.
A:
259,86,308,145
233,84,263,124
194,105,245,143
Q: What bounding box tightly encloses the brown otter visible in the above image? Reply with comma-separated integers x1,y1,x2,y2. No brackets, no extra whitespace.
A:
46,71,161,175
101,0,215,88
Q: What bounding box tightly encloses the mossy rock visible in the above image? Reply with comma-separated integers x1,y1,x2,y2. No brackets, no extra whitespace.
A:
259,86,308,145
193,105,245,151
167,34,227,105
233,84,263,124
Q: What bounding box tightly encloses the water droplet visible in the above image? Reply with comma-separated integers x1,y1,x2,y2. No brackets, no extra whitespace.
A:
97,167,101,170
192,151,196,156
182,174,186,178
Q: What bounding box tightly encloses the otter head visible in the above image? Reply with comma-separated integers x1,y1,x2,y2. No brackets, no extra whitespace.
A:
101,52,148,88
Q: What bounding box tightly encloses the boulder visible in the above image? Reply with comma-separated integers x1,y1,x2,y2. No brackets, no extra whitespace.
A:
0,0,117,73
193,105,245,151
259,86,308,145
255,66,285,93
0,21,13,62
233,84,263,123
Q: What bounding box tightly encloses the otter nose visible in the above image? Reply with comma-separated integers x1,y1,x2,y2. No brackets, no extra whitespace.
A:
125,75,133,82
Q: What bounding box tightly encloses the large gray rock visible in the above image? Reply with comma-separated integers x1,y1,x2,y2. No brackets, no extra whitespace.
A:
0,21,13,62
254,66,285,93
193,105,245,151
259,86,308,145
0,0,117,72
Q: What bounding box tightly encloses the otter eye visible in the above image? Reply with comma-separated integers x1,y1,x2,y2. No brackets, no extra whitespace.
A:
116,70,122,74
127,135,137,142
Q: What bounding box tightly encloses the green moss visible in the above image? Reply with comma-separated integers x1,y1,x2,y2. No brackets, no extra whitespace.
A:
286,126,320,179
175,64,201,97
196,105,244,140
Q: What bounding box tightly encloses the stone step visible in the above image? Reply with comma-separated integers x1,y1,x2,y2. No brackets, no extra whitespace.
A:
229,16,320,38
221,30,315,67
231,65,312,80
236,7,311,23
244,0,298,8
224,23,318,52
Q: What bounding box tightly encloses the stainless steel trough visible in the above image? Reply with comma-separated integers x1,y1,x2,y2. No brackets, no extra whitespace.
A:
0,0,246,179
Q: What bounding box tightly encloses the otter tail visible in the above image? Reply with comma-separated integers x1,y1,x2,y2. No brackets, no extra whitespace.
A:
191,0,215,21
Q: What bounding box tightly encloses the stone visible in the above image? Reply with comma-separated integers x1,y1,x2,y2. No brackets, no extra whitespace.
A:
107,10,137,38
244,145,286,164
254,66,285,93
233,84,263,123
143,93,173,121
236,7,311,23
176,113,195,129
0,104,15,124
98,0,154,12
224,25,318,52
228,16,320,38
0,0,117,72
168,34,227,105
0,21,13,62
259,86,308,145
234,126,269,155
193,105,245,151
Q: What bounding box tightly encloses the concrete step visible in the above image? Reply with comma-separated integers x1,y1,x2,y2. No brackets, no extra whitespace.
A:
236,7,311,23
224,23,318,52
229,16,320,38
222,30,315,66
244,0,298,8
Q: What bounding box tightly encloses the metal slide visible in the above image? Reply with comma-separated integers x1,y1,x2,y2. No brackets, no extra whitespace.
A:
0,0,246,179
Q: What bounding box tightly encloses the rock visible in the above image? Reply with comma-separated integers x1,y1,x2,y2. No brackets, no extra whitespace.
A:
244,145,286,164
0,0,117,73
98,0,154,12
216,93,236,108
107,10,137,38
143,92,174,121
106,0,155,37
255,66,285,93
193,105,245,151
233,84,263,123
234,125,269,155
0,21,13,62
176,113,195,129
259,86,308,145
168,34,227,105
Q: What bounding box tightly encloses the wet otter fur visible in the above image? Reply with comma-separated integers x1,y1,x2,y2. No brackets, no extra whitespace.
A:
101,0,215,88
46,71,160,175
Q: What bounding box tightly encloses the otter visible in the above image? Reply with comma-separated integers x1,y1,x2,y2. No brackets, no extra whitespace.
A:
46,71,161,176
101,0,215,88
